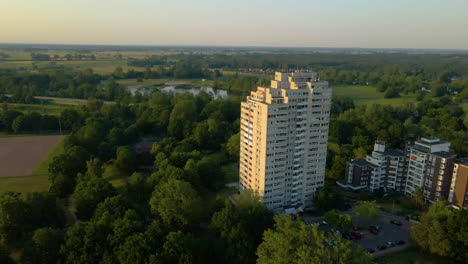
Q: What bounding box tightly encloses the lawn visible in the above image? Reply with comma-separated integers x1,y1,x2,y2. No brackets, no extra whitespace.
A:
7,103,73,115
332,85,423,106
0,137,64,194
375,247,447,264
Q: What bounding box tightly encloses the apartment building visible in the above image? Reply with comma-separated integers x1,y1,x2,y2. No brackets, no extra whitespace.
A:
239,72,332,213
340,136,468,207
423,152,456,203
339,158,376,191
338,141,405,192
405,137,450,196
449,159,468,208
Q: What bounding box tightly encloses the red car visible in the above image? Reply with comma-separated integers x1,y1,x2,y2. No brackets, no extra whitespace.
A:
351,231,362,240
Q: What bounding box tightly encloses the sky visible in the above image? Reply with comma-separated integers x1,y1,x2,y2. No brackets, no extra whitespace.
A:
0,0,467,49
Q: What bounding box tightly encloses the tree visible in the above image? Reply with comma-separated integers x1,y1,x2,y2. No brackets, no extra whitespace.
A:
411,201,468,262
210,191,273,264
168,99,197,139
155,231,200,264
0,242,14,264
149,179,201,226
48,146,90,197
0,192,27,244
324,210,353,232
256,214,373,264
116,233,153,264
72,177,115,220
21,228,63,264
225,132,240,160
352,201,381,226
415,90,425,101
384,88,400,98
312,187,341,213
327,155,348,180
115,146,138,174
412,187,425,209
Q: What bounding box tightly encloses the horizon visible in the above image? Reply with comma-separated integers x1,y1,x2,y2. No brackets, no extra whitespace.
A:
1,42,468,52
1,0,467,50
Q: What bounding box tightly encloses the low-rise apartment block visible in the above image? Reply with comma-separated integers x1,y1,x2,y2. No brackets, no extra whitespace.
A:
340,137,467,207
338,141,405,192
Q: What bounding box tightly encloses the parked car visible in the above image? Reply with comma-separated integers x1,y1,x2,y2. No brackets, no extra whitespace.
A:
351,231,362,240
377,245,387,250
390,219,403,226
364,248,375,253
342,233,353,240
321,220,328,225
386,241,395,247
369,225,380,235
396,240,406,245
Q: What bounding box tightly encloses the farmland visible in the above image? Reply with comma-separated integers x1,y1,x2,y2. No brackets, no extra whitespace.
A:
0,135,64,194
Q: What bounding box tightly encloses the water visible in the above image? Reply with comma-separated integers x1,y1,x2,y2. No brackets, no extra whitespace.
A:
160,86,229,99
128,85,151,96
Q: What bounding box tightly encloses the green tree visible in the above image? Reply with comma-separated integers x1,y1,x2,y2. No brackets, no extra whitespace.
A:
168,99,197,139
312,187,341,213
415,90,425,101
0,192,27,244
411,201,468,262
0,242,14,264
115,146,138,174
352,201,381,226
21,227,63,264
225,132,240,160
412,187,425,209
324,210,353,232
72,177,116,219
210,191,273,264
149,179,201,226
256,214,373,264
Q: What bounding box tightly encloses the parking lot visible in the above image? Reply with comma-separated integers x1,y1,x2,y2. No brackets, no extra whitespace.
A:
303,212,412,257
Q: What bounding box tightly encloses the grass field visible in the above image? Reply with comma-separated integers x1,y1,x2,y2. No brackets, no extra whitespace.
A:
7,103,73,115
375,248,447,264
0,136,64,194
332,85,424,106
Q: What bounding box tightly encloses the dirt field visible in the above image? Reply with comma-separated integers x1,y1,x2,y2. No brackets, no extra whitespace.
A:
0,135,64,177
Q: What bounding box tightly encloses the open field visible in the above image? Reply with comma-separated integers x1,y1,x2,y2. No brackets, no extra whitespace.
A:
0,136,64,194
332,85,424,106
0,59,146,74
0,135,64,177
7,103,73,115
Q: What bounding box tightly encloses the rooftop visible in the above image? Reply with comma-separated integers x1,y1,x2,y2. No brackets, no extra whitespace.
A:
349,158,376,168
431,151,456,159
380,149,405,157
455,158,468,166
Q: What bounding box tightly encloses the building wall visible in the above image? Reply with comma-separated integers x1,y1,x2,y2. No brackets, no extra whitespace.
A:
424,155,455,203
239,72,331,213
449,163,468,207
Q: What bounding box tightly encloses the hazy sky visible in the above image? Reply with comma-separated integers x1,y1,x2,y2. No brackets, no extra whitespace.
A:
1,0,467,49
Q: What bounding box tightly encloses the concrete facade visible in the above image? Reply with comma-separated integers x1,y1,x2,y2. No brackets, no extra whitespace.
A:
239,71,331,213
405,137,450,196
449,160,468,208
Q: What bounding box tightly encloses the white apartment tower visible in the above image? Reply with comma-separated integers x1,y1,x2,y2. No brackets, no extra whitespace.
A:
239,72,332,213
